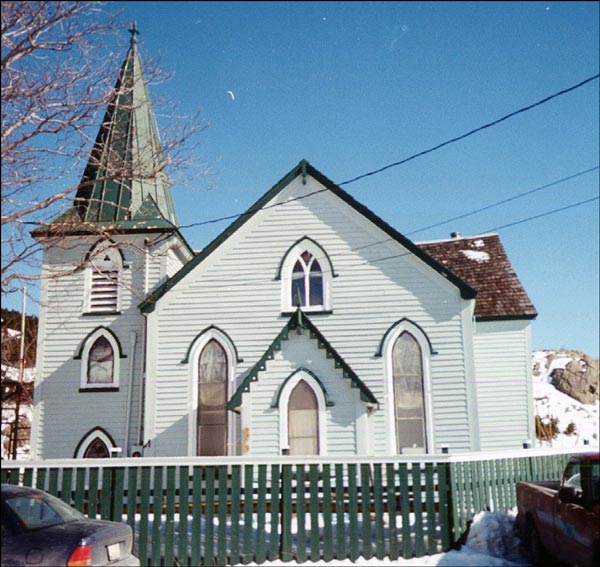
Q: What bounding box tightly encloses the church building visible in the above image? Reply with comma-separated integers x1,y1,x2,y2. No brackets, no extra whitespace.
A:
30,31,537,459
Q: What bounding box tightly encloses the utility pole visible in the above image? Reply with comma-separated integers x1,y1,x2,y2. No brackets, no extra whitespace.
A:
11,286,26,460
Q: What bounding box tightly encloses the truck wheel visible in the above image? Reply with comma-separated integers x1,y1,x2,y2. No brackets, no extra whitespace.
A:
525,520,546,567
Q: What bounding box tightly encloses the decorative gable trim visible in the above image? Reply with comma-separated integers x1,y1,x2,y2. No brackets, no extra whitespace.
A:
74,326,127,360
139,160,476,313
271,367,335,408
375,318,438,357
275,236,338,280
73,426,116,458
226,309,378,412
181,325,243,363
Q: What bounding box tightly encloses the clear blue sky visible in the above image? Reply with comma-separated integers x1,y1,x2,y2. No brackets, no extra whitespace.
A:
15,2,600,356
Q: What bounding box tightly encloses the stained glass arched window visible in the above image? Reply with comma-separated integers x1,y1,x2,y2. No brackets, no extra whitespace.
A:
83,437,110,458
392,332,427,452
87,336,114,384
197,339,228,456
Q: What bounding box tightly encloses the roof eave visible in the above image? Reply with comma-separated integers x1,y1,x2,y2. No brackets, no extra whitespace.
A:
475,313,538,322
139,160,477,312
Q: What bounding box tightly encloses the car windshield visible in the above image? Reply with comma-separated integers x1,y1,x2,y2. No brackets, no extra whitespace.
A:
5,492,84,531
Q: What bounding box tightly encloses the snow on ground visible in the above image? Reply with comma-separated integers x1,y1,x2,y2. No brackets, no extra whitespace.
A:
1,365,34,459
532,350,599,448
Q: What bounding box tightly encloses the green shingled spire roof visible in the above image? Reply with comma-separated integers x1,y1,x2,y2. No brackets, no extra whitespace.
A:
35,24,178,235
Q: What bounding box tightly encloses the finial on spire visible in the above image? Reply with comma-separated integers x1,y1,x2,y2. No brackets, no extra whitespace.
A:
128,21,140,43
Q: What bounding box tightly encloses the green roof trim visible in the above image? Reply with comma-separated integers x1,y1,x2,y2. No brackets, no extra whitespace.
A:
271,367,335,408
225,309,378,412
181,325,244,364
32,218,177,236
34,29,179,238
74,326,127,360
139,160,476,313
375,318,438,357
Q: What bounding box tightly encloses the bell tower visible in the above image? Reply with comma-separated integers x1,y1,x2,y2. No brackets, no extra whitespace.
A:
30,25,193,459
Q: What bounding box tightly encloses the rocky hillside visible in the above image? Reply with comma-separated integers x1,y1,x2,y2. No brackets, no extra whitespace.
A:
532,349,599,447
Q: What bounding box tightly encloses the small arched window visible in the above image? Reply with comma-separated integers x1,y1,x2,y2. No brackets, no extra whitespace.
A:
74,427,116,459
280,238,334,312
83,437,110,458
86,243,123,313
392,332,426,453
288,380,319,455
197,339,228,456
87,336,114,385
77,327,123,390
291,251,323,307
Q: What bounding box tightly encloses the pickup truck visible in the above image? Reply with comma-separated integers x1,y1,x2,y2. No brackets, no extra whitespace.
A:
516,452,599,566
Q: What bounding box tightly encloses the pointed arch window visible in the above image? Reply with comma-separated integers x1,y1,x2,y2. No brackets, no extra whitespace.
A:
278,369,328,455
291,252,324,307
83,437,110,458
74,427,116,459
383,320,434,454
88,336,114,384
393,332,426,452
77,327,123,390
186,327,239,457
288,380,319,455
85,243,123,313
280,238,334,312
197,339,228,456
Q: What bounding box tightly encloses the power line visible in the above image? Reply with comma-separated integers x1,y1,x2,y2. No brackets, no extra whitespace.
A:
178,187,328,230
482,196,599,233
313,165,599,256
338,74,599,186
406,165,599,236
169,196,599,291
177,73,599,233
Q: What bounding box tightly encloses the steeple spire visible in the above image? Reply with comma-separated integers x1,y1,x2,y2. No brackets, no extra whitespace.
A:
128,21,140,43
67,25,178,230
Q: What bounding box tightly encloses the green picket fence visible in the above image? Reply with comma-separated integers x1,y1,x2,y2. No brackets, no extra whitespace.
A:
0,450,580,566
447,452,572,540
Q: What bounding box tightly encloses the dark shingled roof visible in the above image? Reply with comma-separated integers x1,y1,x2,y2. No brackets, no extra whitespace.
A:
417,234,537,321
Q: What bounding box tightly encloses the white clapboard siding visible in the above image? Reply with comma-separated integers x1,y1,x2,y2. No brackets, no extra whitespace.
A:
146,174,476,456
473,320,534,450
32,233,181,458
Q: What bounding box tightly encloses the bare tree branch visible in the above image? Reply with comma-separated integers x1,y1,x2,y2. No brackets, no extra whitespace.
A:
1,1,206,296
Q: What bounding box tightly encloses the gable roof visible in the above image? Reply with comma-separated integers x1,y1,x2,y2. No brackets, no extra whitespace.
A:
417,234,537,320
139,160,476,312
226,309,379,412
32,30,178,237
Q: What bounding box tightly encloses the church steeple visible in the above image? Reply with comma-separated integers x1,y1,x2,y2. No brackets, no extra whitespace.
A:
37,24,179,234
75,23,178,227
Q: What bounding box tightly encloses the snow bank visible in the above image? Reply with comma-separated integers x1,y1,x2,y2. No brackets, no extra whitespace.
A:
462,510,526,564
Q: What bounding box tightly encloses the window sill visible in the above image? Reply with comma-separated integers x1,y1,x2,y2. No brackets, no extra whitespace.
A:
79,387,119,393
281,310,333,316
82,311,121,316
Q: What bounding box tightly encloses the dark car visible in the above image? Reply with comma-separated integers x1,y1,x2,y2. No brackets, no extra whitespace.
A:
1,484,139,566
